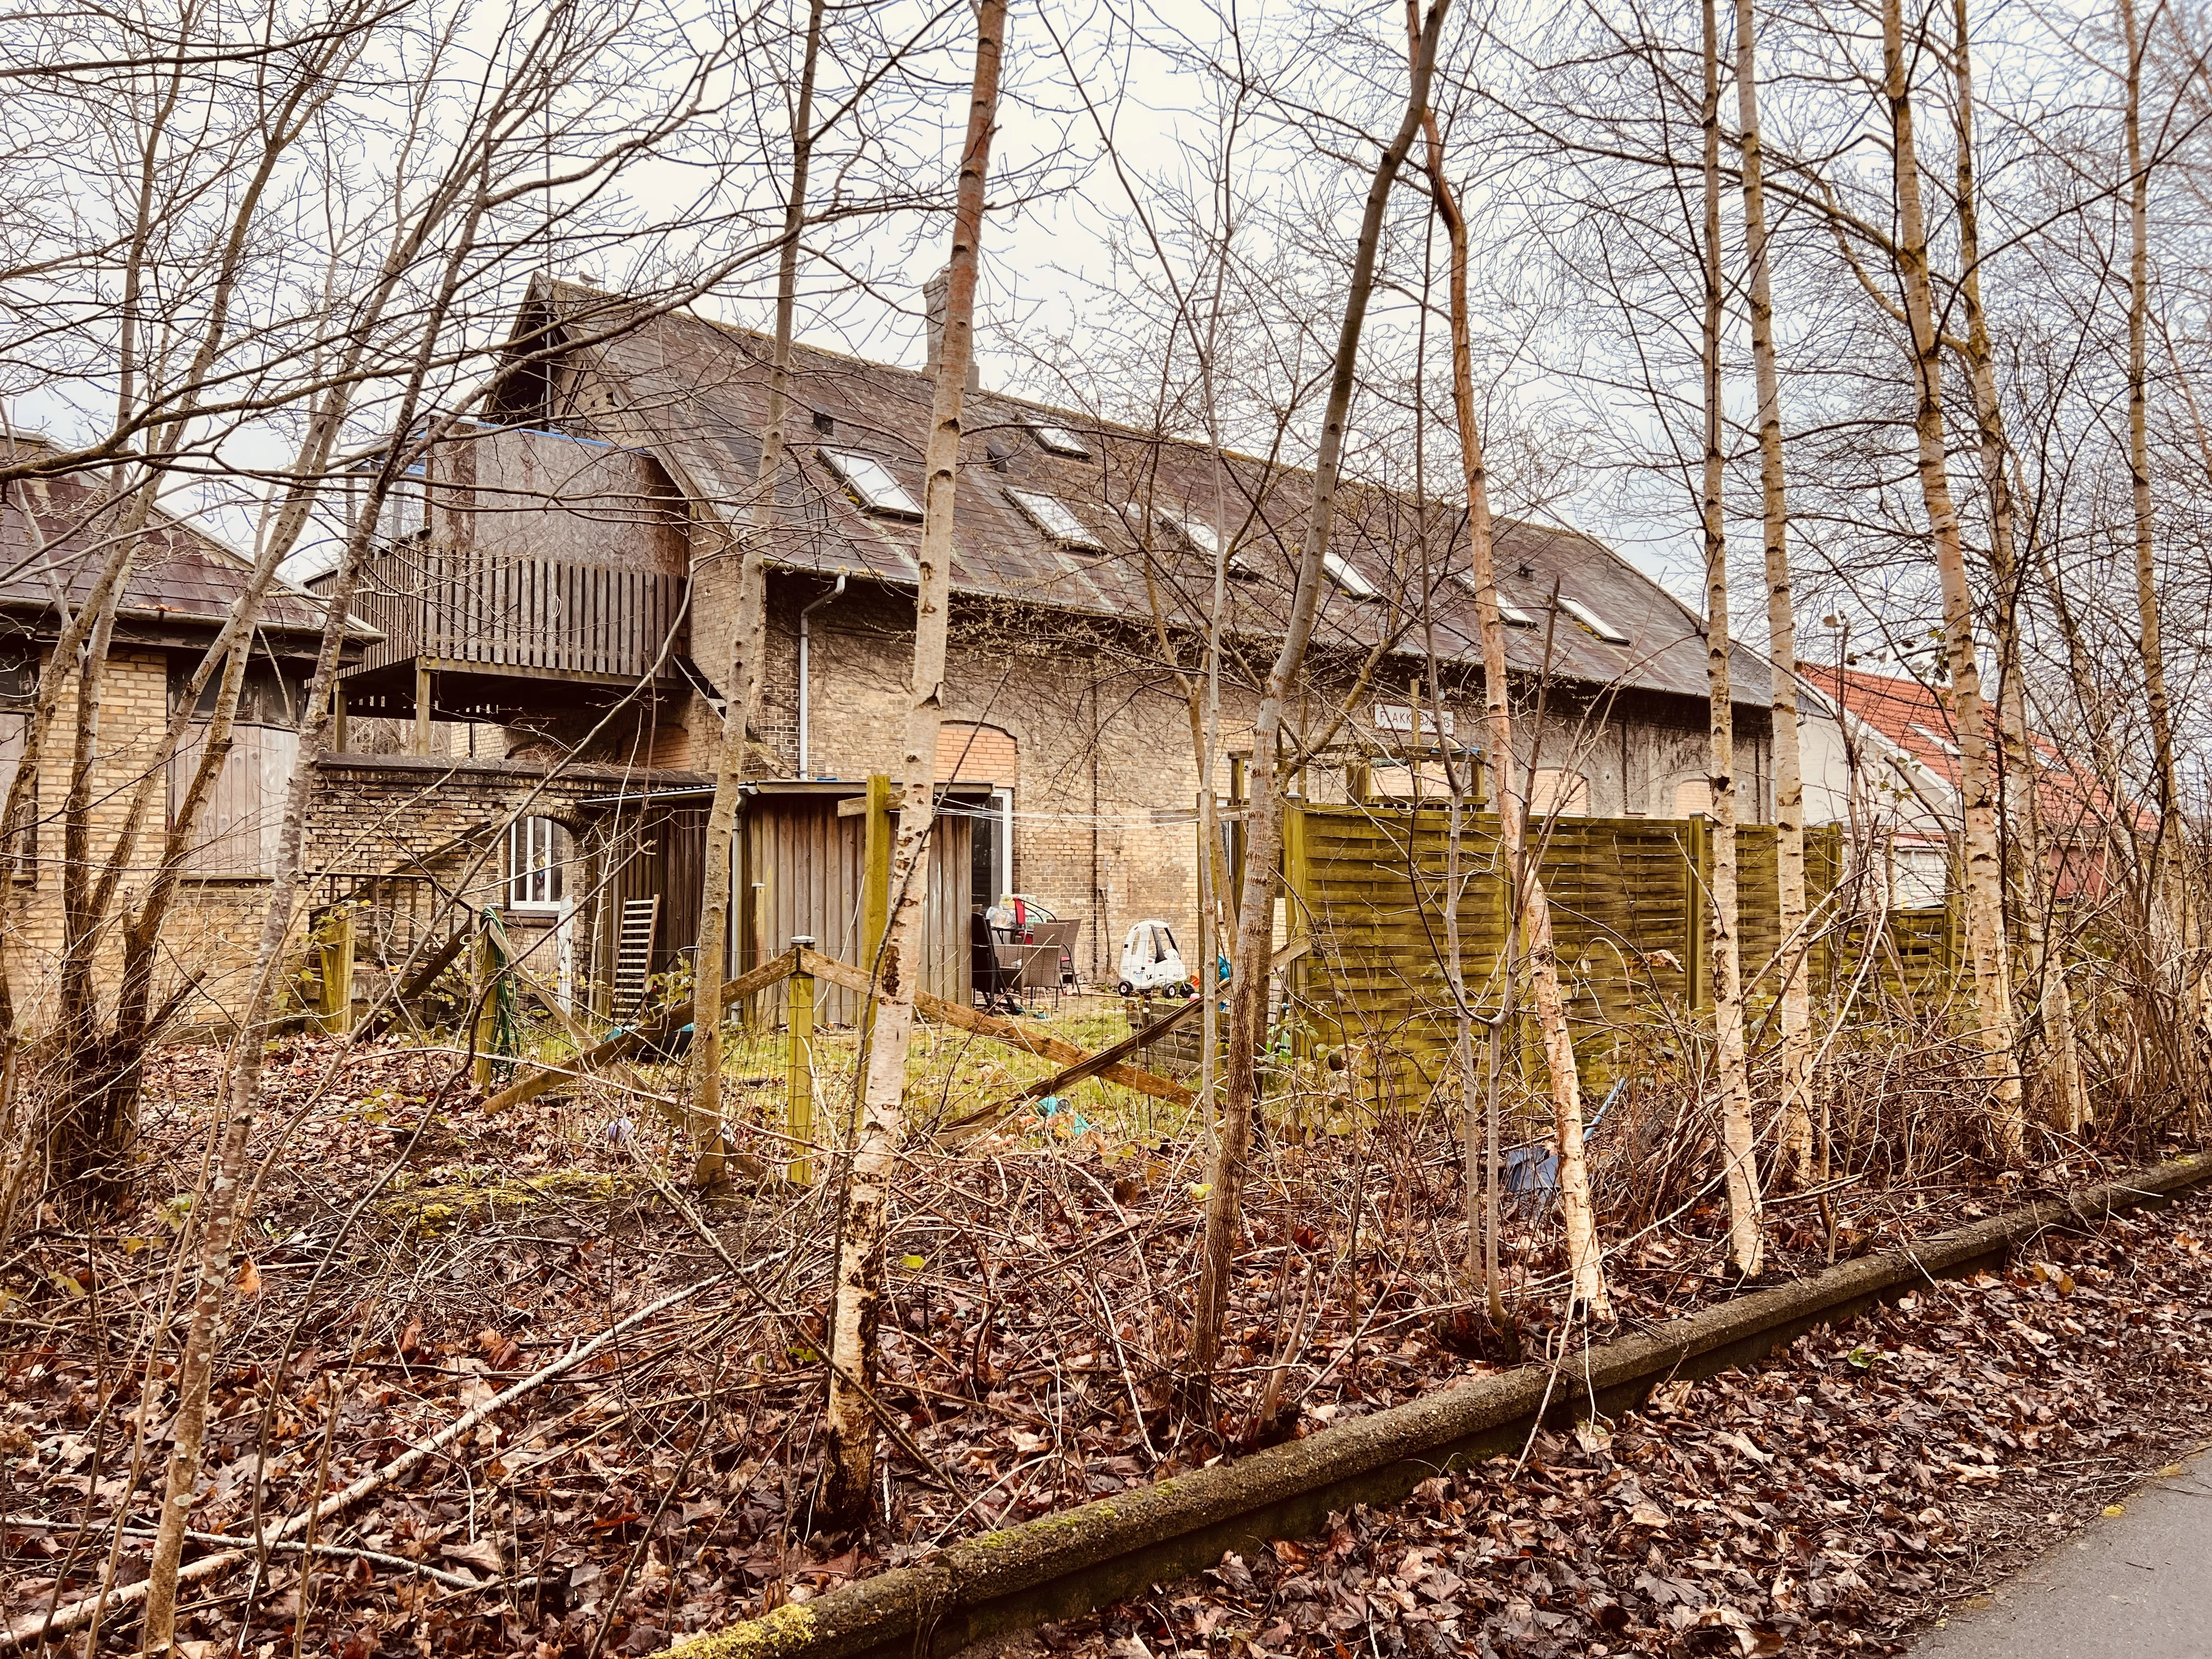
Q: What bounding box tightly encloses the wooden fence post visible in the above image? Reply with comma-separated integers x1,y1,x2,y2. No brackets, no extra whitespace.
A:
1683,812,1712,1014
472,917,498,1091
786,935,815,1186
1280,799,1313,1057
743,881,768,1033
855,773,893,1081
318,909,356,1035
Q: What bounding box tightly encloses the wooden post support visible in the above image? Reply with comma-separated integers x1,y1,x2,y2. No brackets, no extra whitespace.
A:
1279,800,1312,1056
787,935,816,1185
743,881,768,1034
1683,811,1712,1014
472,917,498,1091
318,908,356,1034
331,681,348,754
862,774,894,966
856,773,894,1084
414,661,434,757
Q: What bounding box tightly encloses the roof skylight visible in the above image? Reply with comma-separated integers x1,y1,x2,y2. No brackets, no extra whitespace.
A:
1322,550,1379,599
1450,570,1539,627
1172,514,1262,579
821,449,921,518
1030,423,1092,459
1559,595,1629,644
1008,488,1103,551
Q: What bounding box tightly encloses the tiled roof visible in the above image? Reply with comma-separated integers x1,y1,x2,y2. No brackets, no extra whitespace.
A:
523,281,1774,709
1818,663,2115,832
0,441,362,646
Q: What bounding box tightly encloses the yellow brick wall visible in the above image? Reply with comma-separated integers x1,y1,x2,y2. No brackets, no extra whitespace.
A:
0,648,295,1031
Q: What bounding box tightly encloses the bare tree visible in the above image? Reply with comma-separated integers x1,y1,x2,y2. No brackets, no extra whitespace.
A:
1882,0,2026,1163
821,0,1007,1527
1410,7,1607,1322
1731,0,1812,1179
1700,0,1762,1277
691,0,828,1186
1190,0,1466,1395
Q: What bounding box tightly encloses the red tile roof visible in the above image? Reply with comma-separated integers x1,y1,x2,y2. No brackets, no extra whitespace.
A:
1814,663,2119,837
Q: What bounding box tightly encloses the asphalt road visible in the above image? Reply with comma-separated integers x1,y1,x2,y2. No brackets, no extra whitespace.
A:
1909,1452,2212,1658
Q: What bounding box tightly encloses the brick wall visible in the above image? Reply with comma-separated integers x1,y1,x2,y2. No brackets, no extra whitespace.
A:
0,648,295,1030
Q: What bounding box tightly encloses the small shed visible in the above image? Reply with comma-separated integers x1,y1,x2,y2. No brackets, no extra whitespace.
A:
737,780,978,1026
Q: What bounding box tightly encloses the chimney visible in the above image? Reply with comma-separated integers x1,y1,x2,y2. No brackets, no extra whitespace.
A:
922,266,981,397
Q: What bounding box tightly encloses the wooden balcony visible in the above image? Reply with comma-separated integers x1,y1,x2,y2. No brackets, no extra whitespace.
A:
347,550,686,687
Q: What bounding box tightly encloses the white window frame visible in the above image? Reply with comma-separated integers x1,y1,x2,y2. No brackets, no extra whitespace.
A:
1322,549,1379,599
1559,595,1629,644
1007,488,1103,551
1449,570,1538,627
506,816,567,911
820,448,922,517
1029,422,1092,459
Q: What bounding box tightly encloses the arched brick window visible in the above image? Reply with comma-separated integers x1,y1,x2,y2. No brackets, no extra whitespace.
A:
936,721,1017,784
938,723,1016,908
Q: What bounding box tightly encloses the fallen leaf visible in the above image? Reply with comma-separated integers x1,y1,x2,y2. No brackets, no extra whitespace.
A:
442,1538,504,1576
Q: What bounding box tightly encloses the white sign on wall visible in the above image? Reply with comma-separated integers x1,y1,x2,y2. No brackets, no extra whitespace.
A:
1373,702,1454,738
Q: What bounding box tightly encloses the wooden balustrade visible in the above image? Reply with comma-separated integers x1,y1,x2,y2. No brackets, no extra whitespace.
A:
352,550,685,682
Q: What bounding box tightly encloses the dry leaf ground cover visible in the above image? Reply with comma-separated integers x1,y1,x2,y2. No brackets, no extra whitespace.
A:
0,1023,2199,1657
1041,1200,2212,1658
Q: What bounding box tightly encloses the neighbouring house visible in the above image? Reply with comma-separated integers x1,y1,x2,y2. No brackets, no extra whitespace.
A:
315,278,1791,1003
0,439,375,1023
1798,662,2116,910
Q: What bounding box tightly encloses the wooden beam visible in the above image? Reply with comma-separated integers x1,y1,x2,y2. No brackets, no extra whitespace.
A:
952,935,1308,1132
358,927,468,1040
798,947,1193,1108
483,947,799,1111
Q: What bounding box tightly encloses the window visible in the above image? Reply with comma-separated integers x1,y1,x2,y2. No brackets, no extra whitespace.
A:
1177,515,1261,579
1893,844,1948,909
1322,549,1379,599
0,712,32,874
1029,422,1092,459
821,449,922,517
1449,571,1538,627
1006,488,1103,551
1673,777,1712,819
970,788,1013,912
1559,595,1629,644
506,816,569,909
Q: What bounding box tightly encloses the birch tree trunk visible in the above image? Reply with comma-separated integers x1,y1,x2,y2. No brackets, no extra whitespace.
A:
2117,0,2202,1089
1409,15,1601,1321
1188,1,1458,1395
1702,0,1762,1277
1949,0,2089,1134
691,0,827,1185
1883,0,2025,1163
1732,0,1812,1180
819,0,1003,1526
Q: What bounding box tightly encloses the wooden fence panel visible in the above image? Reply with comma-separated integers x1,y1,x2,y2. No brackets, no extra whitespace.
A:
1293,805,1961,1094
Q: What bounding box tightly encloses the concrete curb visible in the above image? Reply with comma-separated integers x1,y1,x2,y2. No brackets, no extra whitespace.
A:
663,1150,2212,1659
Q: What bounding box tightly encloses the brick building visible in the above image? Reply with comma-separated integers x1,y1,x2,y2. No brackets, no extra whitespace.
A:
321,279,1785,994
0,444,382,1025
